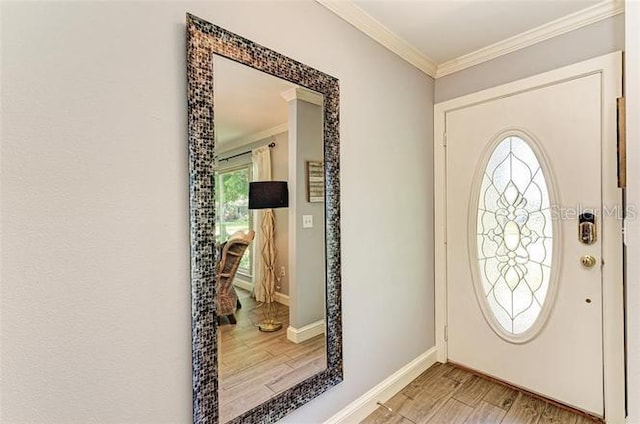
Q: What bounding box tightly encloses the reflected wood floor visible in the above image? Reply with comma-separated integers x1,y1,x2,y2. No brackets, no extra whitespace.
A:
218,287,326,423
362,362,601,424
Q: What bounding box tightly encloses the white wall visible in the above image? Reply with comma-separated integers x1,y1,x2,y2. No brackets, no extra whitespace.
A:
0,1,435,423
435,15,624,103
624,2,640,422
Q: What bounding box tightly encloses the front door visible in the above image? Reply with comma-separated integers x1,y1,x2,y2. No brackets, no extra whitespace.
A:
443,56,622,417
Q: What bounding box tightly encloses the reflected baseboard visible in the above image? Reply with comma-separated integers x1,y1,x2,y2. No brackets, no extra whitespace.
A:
287,320,325,344
233,279,290,306
275,292,289,306
233,278,253,293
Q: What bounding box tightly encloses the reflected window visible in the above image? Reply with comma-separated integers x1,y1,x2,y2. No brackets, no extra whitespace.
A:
216,165,253,276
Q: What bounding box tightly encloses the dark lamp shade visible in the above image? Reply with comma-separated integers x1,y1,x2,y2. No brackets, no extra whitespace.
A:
248,181,289,209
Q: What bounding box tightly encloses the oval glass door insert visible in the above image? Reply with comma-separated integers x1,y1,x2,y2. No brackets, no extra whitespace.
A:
476,135,554,336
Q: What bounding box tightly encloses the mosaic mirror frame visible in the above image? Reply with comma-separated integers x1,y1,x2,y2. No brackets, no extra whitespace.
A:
468,129,561,344
186,13,342,424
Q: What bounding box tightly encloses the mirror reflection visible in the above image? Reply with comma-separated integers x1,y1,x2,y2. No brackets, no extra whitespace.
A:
213,55,327,423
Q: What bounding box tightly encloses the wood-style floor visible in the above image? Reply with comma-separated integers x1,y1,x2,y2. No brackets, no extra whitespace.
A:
218,287,326,423
362,362,601,424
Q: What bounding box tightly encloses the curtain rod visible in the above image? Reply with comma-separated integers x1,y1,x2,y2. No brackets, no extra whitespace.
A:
218,141,275,162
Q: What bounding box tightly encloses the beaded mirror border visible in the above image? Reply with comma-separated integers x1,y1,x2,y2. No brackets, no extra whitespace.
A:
186,13,343,424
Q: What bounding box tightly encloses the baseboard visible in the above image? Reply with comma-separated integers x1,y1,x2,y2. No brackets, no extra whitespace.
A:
233,279,289,306
287,320,325,344
324,347,439,424
275,291,289,306
233,278,253,293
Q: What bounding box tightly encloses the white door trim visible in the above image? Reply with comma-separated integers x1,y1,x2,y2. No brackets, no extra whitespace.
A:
434,52,624,422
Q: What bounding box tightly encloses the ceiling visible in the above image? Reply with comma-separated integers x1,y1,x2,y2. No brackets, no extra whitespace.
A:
214,55,295,150
354,0,599,64
318,0,622,77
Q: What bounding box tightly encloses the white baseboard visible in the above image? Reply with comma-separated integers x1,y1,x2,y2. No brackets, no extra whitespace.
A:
324,347,439,424
275,291,289,306
287,320,325,344
233,278,253,293
233,279,289,306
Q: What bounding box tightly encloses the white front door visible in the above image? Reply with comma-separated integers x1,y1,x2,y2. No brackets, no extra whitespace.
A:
441,55,623,418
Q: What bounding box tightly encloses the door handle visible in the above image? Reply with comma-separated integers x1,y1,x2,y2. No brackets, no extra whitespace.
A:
580,255,597,268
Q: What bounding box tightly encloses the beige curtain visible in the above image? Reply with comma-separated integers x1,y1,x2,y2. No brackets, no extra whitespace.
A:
251,146,275,303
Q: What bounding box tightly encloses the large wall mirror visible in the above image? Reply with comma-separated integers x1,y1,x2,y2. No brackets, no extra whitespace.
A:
187,14,342,424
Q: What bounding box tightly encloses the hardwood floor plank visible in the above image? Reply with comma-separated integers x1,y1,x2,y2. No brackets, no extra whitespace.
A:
265,357,326,393
284,334,326,357
285,346,326,369
401,362,448,399
273,336,326,359
395,372,461,423
443,364,474,384
218,333,248,350
221,352,287,386
463,400,506,423
394,393,447,424
574,414,602,423
538,404,579,424
384,392,415,412
242,328,289,348
452,375,494,407
360,406,413,424
412,373,462,400
404,370,469,422
242,336,292,355
501,393,547,424
220,347,274,372
482,383,520,410
219,363,294,400
219,384,275,423
367,392,419,423
425,398,473,424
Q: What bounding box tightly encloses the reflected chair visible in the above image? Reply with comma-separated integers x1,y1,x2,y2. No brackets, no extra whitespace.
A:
216,230,255,325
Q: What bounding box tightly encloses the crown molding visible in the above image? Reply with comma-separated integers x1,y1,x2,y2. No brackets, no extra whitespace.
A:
436,0,624,78
219,122,288,155
281,87,324,106
316,0,438,77
316,0,622,80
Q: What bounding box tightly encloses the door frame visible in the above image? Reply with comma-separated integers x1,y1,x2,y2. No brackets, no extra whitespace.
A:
434,52,624,421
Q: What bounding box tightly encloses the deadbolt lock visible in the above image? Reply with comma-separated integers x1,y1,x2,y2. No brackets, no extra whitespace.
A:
579,212,597,245
580,255,597,268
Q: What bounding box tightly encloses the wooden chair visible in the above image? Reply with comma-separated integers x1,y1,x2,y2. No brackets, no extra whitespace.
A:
216,230,255,325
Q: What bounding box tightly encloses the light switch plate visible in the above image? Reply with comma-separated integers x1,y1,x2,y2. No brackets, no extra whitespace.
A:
302,215,313,228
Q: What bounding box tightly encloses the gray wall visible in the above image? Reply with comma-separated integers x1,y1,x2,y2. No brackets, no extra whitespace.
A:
288,98,325,329
0,1,435,423
435,15,624,103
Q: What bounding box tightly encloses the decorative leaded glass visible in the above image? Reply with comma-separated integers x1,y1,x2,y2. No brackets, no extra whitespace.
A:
476,136,553,335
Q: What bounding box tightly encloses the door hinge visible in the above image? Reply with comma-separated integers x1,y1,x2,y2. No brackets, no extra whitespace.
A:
444,325,448,342
443,132,447,147
617,96,626,188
